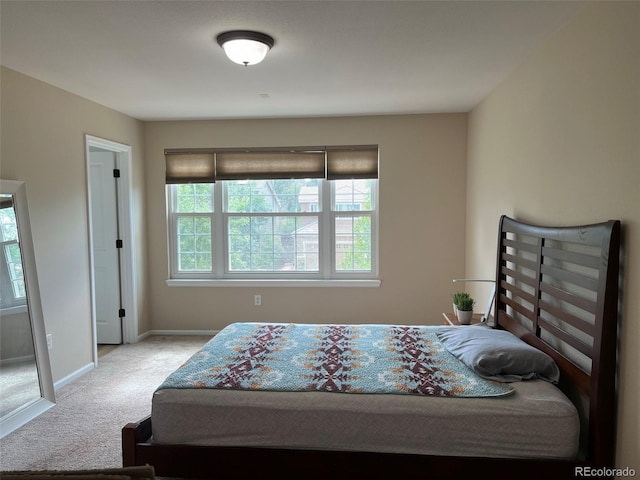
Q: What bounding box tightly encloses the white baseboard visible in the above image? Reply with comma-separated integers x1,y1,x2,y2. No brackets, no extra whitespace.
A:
137,329,218,342
0,354,35,366
54,362,94,391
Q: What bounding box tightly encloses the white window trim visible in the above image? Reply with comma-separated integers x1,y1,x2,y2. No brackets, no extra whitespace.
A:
167,179,379,284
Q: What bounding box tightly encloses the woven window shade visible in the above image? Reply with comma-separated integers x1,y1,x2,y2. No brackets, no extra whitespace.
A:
165,146,378,183
165,152,215,184
327,147,379,179
0,196,14,209
216,151,325,180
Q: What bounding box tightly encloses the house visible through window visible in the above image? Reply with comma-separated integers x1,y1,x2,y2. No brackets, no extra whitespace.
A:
166,146,378,281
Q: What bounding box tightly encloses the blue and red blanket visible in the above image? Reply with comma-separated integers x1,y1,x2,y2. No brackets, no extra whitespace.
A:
157,322,513,397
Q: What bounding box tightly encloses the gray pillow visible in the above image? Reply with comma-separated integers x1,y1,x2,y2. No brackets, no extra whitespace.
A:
435,324,560,383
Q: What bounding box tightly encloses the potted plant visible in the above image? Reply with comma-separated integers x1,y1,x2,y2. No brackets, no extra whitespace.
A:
452,291,470,316
456,295,475,325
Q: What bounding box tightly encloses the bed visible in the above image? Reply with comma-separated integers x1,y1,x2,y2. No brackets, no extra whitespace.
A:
123,215,621,479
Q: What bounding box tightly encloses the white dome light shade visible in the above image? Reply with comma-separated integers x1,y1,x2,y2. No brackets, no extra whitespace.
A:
221,38,270,65
217,31,274,66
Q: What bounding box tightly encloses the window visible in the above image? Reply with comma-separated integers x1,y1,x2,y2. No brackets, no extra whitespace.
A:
0,197,26,307
166,146,378,282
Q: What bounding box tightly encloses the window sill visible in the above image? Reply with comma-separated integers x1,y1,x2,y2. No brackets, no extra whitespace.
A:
166,279,381,288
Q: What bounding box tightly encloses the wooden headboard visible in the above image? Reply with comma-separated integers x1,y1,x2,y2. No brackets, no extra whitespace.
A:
495,215,621,468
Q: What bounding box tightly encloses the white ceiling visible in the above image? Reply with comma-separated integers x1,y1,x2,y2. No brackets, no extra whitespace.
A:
0,0,584,121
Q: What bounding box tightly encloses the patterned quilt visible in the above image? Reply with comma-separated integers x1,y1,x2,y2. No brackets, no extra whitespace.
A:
157,323,513,398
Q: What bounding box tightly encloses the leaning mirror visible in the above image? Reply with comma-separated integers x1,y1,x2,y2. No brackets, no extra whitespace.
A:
0,179,55,438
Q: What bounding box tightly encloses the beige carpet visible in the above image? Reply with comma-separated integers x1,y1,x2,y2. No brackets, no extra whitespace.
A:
0,336,211,472
0,359,41,418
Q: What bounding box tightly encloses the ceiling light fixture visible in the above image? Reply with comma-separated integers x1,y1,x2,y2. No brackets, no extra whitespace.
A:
216,30,274,66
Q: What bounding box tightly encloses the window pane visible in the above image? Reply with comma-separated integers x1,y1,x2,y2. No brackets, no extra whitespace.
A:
228,215,319,272
333,179,373,211
1,200,38,298
177,216,212,271
178,217,194,234
177,184,213,213
13,279,26,299
0,206,18,242
195,217,211,234
179,253,195,270
179,235,195,253
335,215,372,271
226,179,319,213
4,244,25,298
196,252,212,270
195,235,211,252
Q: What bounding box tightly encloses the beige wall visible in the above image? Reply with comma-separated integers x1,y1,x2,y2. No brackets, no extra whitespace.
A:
467,2,639,472
0,309,34,360
0,67,148,382
144,114,467,331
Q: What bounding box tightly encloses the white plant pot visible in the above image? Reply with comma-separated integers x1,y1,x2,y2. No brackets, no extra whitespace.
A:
453,303,458,316
457,310,473,325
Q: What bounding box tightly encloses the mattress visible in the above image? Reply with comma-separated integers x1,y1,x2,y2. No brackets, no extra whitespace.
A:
151,377,580,459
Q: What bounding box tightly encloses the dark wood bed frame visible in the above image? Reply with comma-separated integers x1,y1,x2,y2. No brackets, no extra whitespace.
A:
123,215,621,479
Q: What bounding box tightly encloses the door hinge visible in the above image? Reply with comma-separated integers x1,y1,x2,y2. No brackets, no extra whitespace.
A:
119,308,126,318
116,239,123,249
113,169,121,178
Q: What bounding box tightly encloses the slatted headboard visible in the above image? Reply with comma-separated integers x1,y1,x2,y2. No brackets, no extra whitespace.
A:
495,215,621,468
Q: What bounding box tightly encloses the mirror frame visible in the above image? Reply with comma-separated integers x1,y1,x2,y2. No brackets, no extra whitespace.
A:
0,179,55,438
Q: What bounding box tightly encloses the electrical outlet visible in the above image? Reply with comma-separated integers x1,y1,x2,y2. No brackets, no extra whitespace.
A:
254,294,262,306
46,333,53,350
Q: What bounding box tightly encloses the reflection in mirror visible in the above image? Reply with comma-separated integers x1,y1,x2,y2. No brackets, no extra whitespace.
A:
0,194,41,417
0,180,55,438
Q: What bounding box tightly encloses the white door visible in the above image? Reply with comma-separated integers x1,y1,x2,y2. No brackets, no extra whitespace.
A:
89,149,122,344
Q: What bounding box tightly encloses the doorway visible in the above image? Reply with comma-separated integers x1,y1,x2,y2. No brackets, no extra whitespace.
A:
85,135,138,363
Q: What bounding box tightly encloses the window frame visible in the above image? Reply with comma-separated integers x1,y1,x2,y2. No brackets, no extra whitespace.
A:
0,202,27,308
167,178,379,283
